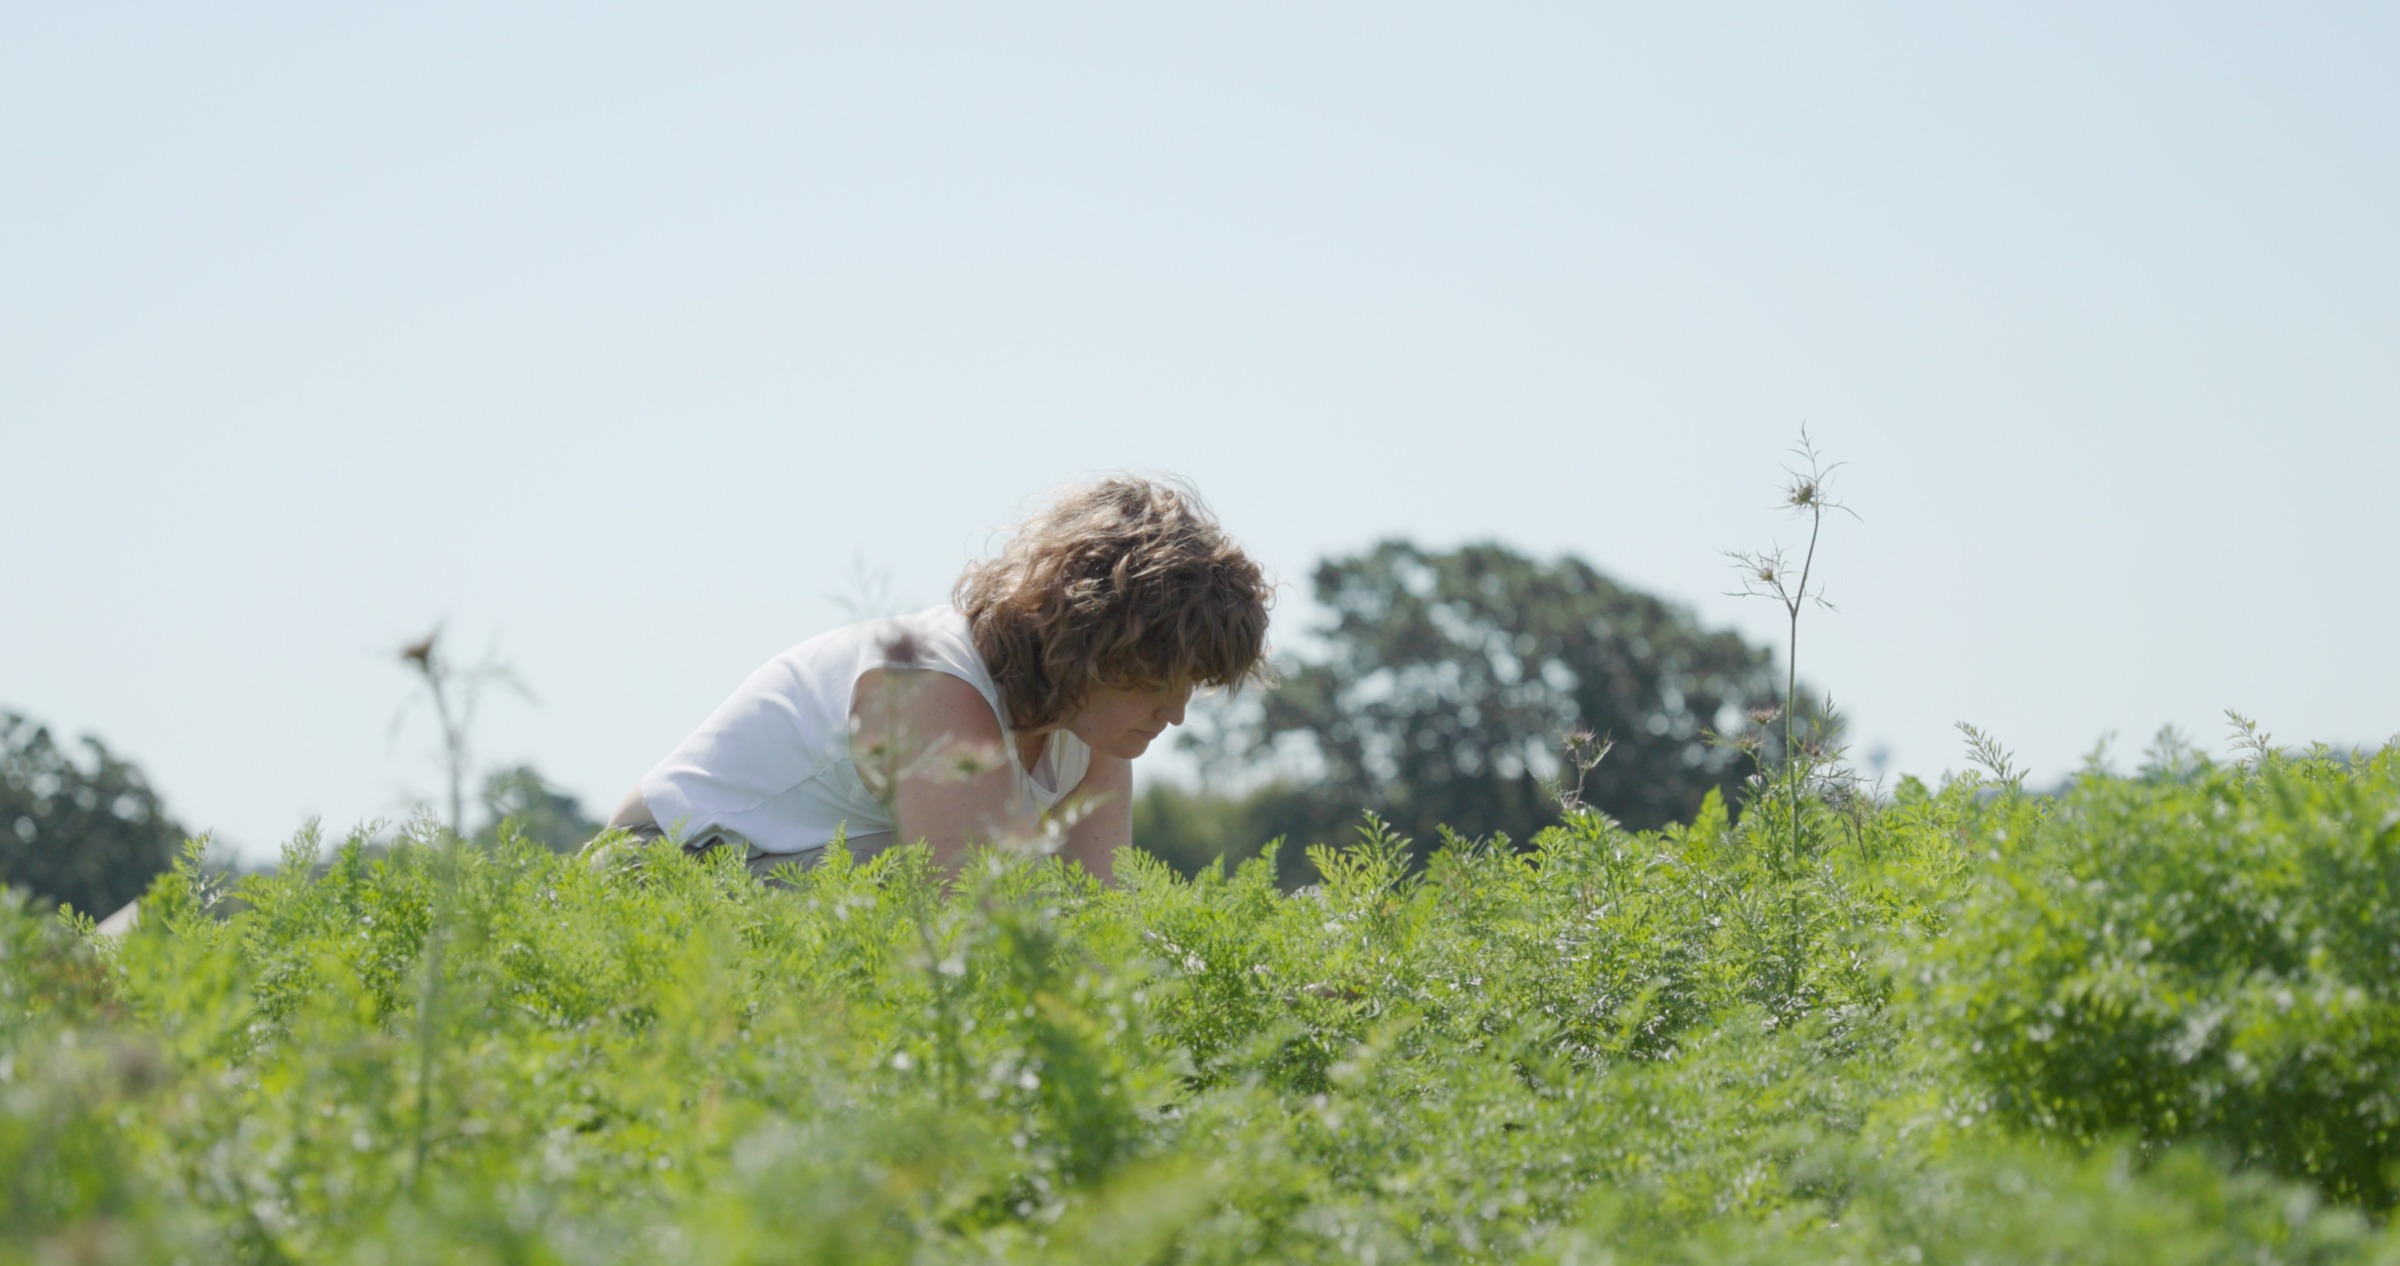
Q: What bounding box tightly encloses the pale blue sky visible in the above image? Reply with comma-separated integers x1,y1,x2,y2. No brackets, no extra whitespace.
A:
6,4,2395,861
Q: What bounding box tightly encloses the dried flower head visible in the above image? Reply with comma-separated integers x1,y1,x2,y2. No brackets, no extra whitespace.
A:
879,630,925,668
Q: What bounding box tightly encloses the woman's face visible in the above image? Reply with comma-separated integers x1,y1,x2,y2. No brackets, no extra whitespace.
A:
1064,680,1194,760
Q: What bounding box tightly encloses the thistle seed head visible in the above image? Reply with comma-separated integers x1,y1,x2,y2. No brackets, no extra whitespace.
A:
880,630,924,668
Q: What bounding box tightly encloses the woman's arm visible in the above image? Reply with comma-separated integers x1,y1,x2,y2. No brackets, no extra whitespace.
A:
1058,754,1131,885
851,669,1042,872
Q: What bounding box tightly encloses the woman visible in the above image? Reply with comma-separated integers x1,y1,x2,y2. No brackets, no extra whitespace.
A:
605,477,1272,883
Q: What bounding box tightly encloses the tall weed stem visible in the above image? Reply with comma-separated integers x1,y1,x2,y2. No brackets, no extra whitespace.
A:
1726,429,1854,871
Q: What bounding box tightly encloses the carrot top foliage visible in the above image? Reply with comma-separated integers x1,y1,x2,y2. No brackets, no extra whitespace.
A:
7,741,2400,1263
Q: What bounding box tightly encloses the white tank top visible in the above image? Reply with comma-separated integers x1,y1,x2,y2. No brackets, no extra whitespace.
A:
637,606,1092,863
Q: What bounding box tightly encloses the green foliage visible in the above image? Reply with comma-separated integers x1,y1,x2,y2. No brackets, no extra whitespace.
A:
1128,781,1267,879
473,764,603,853
5,746,2400,1262
1196,541,1785,855
1920,740,2400,1207
0,710,185,916
1129,780,1331,884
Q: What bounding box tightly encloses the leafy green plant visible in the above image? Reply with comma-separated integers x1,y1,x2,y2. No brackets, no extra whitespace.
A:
1918,739,2400,1206
8,739,2400,1263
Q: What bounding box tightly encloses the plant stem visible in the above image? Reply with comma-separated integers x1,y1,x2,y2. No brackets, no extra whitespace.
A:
411,850,445,1189
1783,503,1822,870
427,671,464,841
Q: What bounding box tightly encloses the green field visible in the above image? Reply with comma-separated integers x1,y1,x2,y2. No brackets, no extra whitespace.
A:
7,741,2400,1264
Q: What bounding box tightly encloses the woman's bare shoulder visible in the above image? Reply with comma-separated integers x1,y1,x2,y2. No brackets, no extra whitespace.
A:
850,668,1009,798
852,668,999,733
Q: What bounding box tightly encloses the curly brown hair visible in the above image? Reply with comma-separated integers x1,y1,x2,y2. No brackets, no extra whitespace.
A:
955,477,1273,731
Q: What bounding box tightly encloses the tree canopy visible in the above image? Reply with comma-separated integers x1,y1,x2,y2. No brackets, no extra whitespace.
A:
476,764,602,853
1198,540,1785,856
1,710,185,915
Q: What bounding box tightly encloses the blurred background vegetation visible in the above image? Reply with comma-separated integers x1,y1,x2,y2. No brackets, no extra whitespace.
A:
1139,539,1793,883
0,711,186,917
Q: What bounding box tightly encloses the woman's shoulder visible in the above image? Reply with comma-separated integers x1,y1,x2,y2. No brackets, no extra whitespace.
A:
848,642,1009,797
851,607,1001,697
852,667,1002,739
840,607,1008,738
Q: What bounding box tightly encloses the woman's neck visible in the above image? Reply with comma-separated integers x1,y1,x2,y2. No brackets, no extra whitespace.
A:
1013,729,1047,773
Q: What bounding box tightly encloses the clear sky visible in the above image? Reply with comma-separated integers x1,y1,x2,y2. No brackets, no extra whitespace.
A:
6,4,2395,863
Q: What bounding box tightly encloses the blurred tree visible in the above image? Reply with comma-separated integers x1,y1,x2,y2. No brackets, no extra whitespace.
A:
1129,779,1332,883
0,711,186,914
474,765,602,854
1192,541,1788,865
1129,782,1251,877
